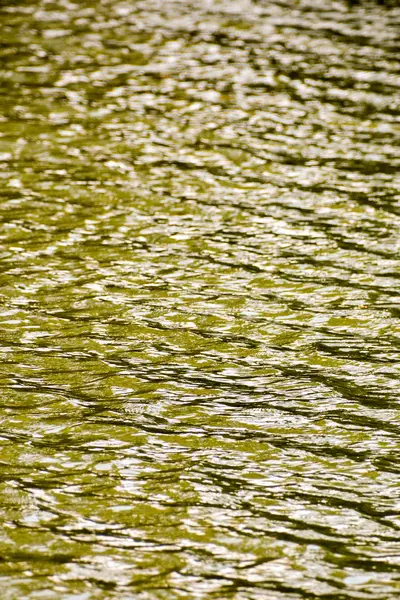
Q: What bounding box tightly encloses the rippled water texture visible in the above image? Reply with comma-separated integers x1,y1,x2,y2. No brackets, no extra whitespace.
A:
1,0,400,598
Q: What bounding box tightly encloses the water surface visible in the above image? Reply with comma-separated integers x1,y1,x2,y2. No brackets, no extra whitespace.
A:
1,0,400,598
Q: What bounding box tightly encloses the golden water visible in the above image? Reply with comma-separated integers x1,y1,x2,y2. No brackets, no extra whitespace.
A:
1,1,400,598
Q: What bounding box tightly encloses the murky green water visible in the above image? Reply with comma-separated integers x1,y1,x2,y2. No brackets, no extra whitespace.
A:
1,0,400,598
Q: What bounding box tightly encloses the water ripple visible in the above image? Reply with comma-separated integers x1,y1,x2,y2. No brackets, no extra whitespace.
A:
1,0,400,598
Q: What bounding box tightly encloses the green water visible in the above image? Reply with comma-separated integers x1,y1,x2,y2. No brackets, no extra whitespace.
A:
1,0,400,598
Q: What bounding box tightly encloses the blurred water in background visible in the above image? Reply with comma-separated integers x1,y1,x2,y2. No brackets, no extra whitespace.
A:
1,0,400,598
